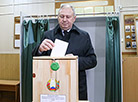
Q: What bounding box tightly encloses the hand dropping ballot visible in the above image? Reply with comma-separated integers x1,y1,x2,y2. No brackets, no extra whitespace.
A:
50,39,69,57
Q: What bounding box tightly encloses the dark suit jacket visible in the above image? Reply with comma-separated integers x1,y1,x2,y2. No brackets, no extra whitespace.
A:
32,24,97,100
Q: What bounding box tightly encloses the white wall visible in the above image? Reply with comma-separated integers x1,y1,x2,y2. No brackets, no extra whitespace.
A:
0,0,55,53
0,15,15,53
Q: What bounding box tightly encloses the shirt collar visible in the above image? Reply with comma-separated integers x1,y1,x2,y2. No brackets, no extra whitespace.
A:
62,29,71,36
54,24,81,35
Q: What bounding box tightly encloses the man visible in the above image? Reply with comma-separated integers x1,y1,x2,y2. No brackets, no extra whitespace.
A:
32,4,97,100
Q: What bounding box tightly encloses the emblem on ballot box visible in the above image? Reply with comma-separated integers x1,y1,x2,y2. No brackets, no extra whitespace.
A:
47,79,60,91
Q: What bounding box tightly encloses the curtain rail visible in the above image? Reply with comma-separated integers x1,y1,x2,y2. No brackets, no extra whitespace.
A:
22,12,119,18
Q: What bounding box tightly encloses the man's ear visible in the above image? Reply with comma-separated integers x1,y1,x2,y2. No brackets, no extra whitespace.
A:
73,16,76,22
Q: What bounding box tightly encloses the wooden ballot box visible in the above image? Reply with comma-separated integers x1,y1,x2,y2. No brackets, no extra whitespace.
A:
33,56,78,102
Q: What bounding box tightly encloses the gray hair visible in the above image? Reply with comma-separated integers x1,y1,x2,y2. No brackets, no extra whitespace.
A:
58,4,76,17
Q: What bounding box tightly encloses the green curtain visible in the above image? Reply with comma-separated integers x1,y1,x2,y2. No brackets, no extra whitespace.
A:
21,19,49,102
105,17,121,102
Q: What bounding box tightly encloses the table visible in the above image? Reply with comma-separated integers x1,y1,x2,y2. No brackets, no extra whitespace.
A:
0,80,20,102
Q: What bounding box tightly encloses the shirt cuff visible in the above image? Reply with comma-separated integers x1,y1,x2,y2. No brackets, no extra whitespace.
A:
38,49,43,54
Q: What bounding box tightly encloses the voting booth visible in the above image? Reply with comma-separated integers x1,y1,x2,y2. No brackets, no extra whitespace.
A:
33,56,78,102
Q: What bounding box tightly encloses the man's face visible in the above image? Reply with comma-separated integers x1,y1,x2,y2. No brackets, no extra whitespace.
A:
58,7,76,30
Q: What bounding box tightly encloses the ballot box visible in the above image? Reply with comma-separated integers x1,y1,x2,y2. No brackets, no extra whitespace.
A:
33,56,78,102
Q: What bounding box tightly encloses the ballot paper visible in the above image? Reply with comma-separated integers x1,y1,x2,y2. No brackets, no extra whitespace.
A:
50,39,69,57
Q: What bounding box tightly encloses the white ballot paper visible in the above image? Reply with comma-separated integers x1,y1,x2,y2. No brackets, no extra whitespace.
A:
40,94,66,102
50,39,69,57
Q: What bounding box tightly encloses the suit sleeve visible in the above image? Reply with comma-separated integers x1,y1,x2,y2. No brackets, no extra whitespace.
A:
32,44,42,56
32,32,49,56
78,34,97,71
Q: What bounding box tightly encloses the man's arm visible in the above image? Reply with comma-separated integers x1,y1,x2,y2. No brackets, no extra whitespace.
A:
78,34,97,71
32,44,41,56
32,37,54,56
79,55,97,71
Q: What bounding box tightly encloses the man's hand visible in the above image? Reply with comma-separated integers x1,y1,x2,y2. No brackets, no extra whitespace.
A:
39,39,55,52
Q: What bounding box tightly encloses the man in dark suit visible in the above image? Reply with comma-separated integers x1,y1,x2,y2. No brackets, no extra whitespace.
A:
32,4,97,100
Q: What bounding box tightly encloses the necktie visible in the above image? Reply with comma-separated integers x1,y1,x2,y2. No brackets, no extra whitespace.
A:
63,30,70,42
